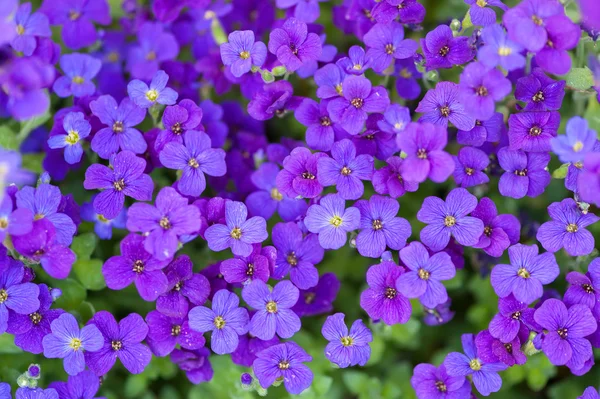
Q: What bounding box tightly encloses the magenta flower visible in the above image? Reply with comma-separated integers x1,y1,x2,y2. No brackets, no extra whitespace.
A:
372,156,420,198
276,147,327,199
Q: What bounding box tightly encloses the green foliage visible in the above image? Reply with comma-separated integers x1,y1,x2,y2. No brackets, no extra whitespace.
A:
564,67,595,91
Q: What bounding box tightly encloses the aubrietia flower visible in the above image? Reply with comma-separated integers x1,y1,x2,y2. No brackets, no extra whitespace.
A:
47,112,91,165
322,313,372,368
127,70,178,109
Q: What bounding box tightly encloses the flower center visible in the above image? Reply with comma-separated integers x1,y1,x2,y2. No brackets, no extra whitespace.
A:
270,187,283,201
239,51,250,60
341,166,352,176
171,325,181,336
72,76,84,84
69,10,80,20
384,287,397,299
351,98,364,109
575,161,583,169
531,15,543,26
418,268,430,280
444,215,456,227
266,300,278,313
30,312,42,324
498,46,512,56
302,171,315,179
511,311,521,320
172,122,183,135
476,0,487,6
174,281,183,291
133,260,144,273
439,45,450,57
320,116,332,126
330,215,343,227
246,263,254,276
566,223,578,233
557,328,568,339
159,217,171,230
517,267,530,278
188,158,199,168
372,219,383,230
529,126,542,136
34,213,45,221
583,284,594,294
146,89,159,102
213,316,226,329
400,68,412,78
287,252,298,266
113,179,126,191
304,292,316,304
289,44,299,55
465,167,474,176
435,381,447,392
385,43,395,55
278,360,290,370
69,338,82,351
16,24,25,35
146,51,157,61
353,64,362,70
0,218,7,229
417,148,427,159
108,52,119,62
0,289,7,303
111,340,122,351
484,226,492,236
504,343,513,354
112,121,124,133
572,141,584,152
340,336,353,346
532,91,545,102
440,106,450,117
230,227,242,239
469,358,482,371
476,86,488,96
394,122,404,130
514,168,528,176
335,84,343,95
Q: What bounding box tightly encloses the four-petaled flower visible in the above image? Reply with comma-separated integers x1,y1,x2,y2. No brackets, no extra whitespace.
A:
47,112,91,165
304,194,360,250
127,70,178,109
322,313,372,368
220,30,267,77
252,342,313,394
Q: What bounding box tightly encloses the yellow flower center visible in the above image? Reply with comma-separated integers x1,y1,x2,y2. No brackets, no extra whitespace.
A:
107,52,119,62
266,300,278,313
69,10,80,21
469,358,482,371
517,267,530,278
476,0,487,7
69,338,82,351
394,122,404,130
146,89,159,102
418,268,430,280
0,218,8,229
444,216,456,227
239,51,250,60
0,289,7,303
16,25,25,35
498,46,512,56
146,51,157,61
65,130,80,145
340,336,353,346
572,141,584,152
213,316,226,329
97,214,109,222
230,227,242,239
72,76,84,84
566,223,578,233
270,187,283,201
330,215,343,227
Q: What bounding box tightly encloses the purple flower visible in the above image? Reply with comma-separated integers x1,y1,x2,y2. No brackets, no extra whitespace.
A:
580,387,600,399
322,313,372,368
145,310,205,357
292,272,340,317
336,45,372,75
53,53,101,98
42,313,103,375
85,311,152,376
477,24,526,71
276,0,322,23
15,387,59,399
363,22,418,73
314,63,346,99
16,184,76,246
457,113,503,147
276,147,327,199
0,0,17,46
465,0,507,26
397,241,456,308
156,255,211,318
444,334,507,396
471,197,521,257
535,16,581,75
536,198,599,256
48,370,103,399
514,68,566,112
11,3,51,56
47,111,91,165
377,104,411,135
127,70,178,109
41,0,110,50
411,363,471,399
252,341,313,394
421,25,474,71
170,347,213,384
188,289,249,355
126,22,179,80
220,30,267,77
102,233,169,301
304,194,360,250
327,75,390,135
417,81,476,131
360,260,412,324
0,195,33,242
231,329,279,368
371,0,425,25
396,122,454,183
453,146,490,188
220,245,271,285
317,139,374,199
83,150,154,219
294,98,343,151
372,156,419,198
533,299,597,368
247,80,299,121
579,153,600,207
417,188,484,251
243,280,301,340
475,329,526,367
80,196,126,240
551,116,597,163
0,149,35,191
127,187,200,260
394,58,422,100
503,0,563,52
159,131,227,197
489,294,536,344
204,201,268,257
0,263,40,335
89,95,147,159
271,222,323,289
268,17,322,72
564,269,600,310
156,99,203,151
490,243,559,304
497,147,550,199
355,195,411,258
459,62,511,121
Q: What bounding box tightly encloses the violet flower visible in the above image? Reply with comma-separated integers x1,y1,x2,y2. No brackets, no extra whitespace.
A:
47,111,91,165
457,113,503,147
394,58,422,100
421,25,474,71
292,272,340,317
276,147,327,199
550,116,597,164
488,294,536,344
156,99,203,151
371,0,425,25
497,147,550,199
475,329,526,367
464,0,507,26
514,68,566,112
127,70,178,109
564,269,600,310
336,45,372,76
372,156,419,198
477,24,525,71
252,341,313,394
220,245,271,285
11,3,52,56
48,370,104,399
535,16,581,75
304,194,360,250
471,197,521,257
363,22,418,73
453,146,490,188
458,61,511,121
146,310,205,357
0,263,40,335
322,313,372,368
294,98,343,151
315,63,346,100
416,81,476,131
411,363,471,399
579,153,600,207
268,17,322,72
53,53,101,98
0,195,33,242
126,22,179,80
220,30,267,77
503,0,563,52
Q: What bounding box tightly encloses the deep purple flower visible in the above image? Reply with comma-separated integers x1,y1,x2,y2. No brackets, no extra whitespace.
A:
536,198,599,256
11,3,51,56
394,58,422,100
363,22,418,73
453,146,490,188
551,116,597,164
85,311,152,376
515,68,566,112
314,63,346,99
304,194,360,250
89,95,147,159
322,313,372,368
471,197,520,257
81,196,126,240
126,22,179,80
268,17,322,72
534,299,597,368
489,294,536,343
477,24,526,71
127,187,200,260
188,289,249,355
490,244,559,304
48,370,103,399
411,363,471,399
355,195,411,258
421,25,474,70
252,341,313,394
564,269,600,310
204,201,268,257
535,16,581,75
42,313,103,375
371,0,426,25
417,81,476,131
0,263,39,334
247,80,300,121
351,114,398,160
418,188,484,251
465,0,507,26
271,222,324,289
503,0,563,52
220,30,267,77
156,255,211,318
360,260,412,324
444,334,508,396
146,310,205,357
170,347,214,384
457,113,503,147
336,45,372,75
220,245,271,285
243,280,301,340
15,387,59,399
155,99,203,151
459,62,511,121
497,147,550,199
292,272,340,317
579,153,600,207
231,328,279,368
377,104,410,135
327,75,390,135
47,111,91,164
396,241,456,308
53,53,101,98
276,147,327,199
475,329,526,367
0,149,35,191
83,150,154,219
127,70,178,109
0,195,33,242
317,139,374,199
294,98,344,151
372,156,419,198
276,0,322,23
102,233,169,301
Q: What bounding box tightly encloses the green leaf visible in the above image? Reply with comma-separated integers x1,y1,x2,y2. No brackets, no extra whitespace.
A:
552,163,570,179
53,278,87,310
584,98,600,134
261,70,274,83
565,67,594,91
210,17,227,45
125,374,148,398
71,233,98,260
0,125,18,150
271,66,287,77
21,154,45,174
76,301,96,321
18,109,51,143
73,259,106,291
0,333,22,354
